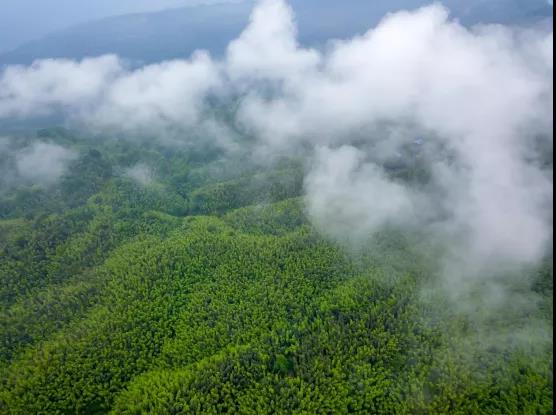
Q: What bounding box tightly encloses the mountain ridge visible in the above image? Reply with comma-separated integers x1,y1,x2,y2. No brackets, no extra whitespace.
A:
0,0,552,67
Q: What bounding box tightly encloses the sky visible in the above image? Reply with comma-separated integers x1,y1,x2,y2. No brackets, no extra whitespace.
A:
0,0,239,53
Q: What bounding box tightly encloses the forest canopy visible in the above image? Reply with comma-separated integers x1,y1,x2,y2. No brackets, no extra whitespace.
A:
0,0,553,414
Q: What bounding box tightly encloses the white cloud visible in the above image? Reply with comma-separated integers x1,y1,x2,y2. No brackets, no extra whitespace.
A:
15,142,77,185
0,55,122,118
226,0,319,82
90,51,221,133
124,163,154,186
305,146,415,243
232,1,553,273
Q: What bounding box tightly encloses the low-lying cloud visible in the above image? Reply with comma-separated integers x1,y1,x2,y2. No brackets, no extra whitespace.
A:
16,142,77,185
124,163,155,186
0,0,552,318
0,56,121,119
0,139,77,188
305,146,416,243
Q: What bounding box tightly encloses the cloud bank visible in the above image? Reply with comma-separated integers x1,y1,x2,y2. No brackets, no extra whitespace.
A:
0,0,552,311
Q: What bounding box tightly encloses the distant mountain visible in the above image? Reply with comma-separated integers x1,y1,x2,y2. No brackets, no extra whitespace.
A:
0,0,552,66
0,2,254,67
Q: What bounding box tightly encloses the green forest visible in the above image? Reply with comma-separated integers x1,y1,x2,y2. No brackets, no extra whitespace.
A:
0,127,552,415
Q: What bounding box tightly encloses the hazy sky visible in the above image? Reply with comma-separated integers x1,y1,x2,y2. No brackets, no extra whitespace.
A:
0,0,239,52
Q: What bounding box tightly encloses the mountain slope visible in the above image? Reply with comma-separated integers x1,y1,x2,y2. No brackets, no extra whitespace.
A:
0,0,551,66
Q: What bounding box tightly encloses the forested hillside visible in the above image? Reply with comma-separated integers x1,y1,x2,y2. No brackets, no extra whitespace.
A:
0,0,553,412
0,128,552,414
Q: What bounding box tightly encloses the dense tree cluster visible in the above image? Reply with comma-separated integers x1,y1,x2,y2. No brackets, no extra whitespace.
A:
0,128,552,414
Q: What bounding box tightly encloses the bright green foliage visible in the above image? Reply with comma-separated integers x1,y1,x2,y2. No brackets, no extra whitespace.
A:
189,169,303,216
223,198,308,236
0,128,552,414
